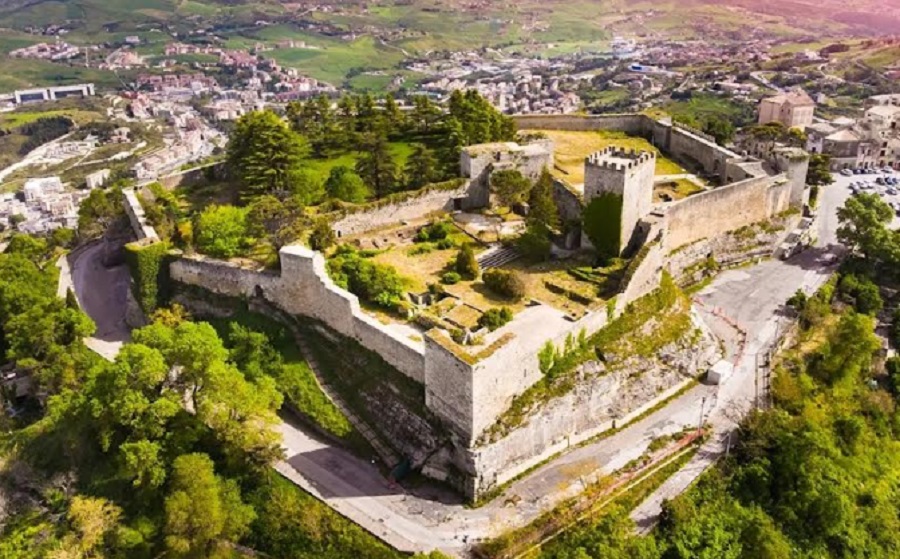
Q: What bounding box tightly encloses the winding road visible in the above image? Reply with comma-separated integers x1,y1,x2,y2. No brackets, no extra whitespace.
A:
67,177,851,554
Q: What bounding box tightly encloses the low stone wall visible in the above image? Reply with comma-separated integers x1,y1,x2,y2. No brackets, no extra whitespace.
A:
156,161,226,190
663,175,791,252
331,180,474,238
122,188,159,242
551,178,584,224
513,113,649,136
169,248,427,383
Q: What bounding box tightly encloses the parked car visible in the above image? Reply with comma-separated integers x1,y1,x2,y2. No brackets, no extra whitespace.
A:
841,168,854,176
888,188,897,195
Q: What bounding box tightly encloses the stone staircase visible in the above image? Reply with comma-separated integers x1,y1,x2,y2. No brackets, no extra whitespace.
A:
477,245,522,269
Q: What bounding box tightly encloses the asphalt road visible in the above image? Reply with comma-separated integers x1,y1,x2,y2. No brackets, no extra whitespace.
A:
67,241,132,359
630,176,851,530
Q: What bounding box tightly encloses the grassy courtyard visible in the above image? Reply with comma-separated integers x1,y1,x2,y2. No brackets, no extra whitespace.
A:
525,129,687,186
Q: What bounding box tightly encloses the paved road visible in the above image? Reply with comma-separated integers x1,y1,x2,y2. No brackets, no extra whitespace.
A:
67,178,856,554
67,241,132,359
630,176,851,529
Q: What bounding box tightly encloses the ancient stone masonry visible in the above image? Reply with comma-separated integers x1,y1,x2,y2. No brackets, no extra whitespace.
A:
583,147,656,255
152,112,812,501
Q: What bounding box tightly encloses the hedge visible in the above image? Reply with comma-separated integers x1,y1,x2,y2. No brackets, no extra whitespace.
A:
124,240,171,314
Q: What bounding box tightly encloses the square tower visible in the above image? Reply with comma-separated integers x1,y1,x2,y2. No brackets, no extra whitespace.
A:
582,147,656,257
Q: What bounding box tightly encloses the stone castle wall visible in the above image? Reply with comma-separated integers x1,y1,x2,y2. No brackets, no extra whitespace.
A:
122,189,159,242
169,248,427,383
663,175,792,252
331,181,474,238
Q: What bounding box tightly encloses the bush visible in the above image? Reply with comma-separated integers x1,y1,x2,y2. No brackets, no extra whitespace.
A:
441,271,461,285
483,268,527,300
478,307,513,331
194,205,251,259
455,244,480,279
309,218,335,251
416,220,453,243
838,273,882,316
327,246,406,308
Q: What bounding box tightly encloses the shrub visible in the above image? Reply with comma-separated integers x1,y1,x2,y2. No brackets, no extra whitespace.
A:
194,205,251,259
435,238,456,250
838,273,882,316
309,218,335,251
455,244,480,279
416,220,453,243
478,307,513,331
327,247,406,308
483,268,527,300
441,271,462,285
583,193,623,261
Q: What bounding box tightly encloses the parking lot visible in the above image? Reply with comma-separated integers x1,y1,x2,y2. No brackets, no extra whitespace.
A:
836,167,900,225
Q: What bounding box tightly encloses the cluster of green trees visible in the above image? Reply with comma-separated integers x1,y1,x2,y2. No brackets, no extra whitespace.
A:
490,167,560,261
326,245,408,310
0,238,422,557
202,90,514,261
17,116,74,155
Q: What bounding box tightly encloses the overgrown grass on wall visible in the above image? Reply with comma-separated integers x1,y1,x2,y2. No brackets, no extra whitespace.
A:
480,273,691,444
583,193,623,261
124,241,171,314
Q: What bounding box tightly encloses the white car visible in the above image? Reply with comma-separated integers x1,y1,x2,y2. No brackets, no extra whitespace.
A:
841,169,854,176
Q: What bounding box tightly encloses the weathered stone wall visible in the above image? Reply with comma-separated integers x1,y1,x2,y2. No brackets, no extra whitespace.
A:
513,114,650,136
169,248,427,383
551,178,584,224
664,124,739,182
663,175,791,252
122,188,159,241
156,161,225,190
331,181,474,238
464,309,720,494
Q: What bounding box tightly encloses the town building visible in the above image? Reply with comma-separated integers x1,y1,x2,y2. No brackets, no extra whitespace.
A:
758,88,815,129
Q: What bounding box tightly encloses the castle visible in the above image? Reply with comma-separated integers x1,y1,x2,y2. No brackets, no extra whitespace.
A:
132,113,811,499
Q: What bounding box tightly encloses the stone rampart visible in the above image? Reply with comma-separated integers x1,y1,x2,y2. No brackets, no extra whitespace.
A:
155,161,226,190
169,247,427,383
464,308,719,494
513,114,650,136
663,175,791,252
551,178,584,224
331,180,474,238
122,188,159,242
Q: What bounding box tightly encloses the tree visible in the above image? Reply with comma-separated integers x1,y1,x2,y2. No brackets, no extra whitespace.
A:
77,187,125,240
60,496,123,558
702,114,735,145
325,166,369,203
410,95,441,134
309,218,336,251
807,153,834,187
164,453,255,555
383,93,404,134
247,195,305,250
836,193,894,263
517,222,552,261
227,110,310,201
482,268,527,300
355,131,397,198
404,143,440,189
528,168,559,229
194,205,251,259
455,244,480,280
491,169,532,208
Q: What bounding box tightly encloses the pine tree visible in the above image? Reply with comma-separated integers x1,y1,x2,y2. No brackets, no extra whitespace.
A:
383,93,404,136
355,131,397,198
226,110,309,201
404,143,440,189
529,168,560,229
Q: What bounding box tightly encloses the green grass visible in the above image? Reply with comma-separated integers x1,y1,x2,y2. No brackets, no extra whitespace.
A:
268,35,406,86
204,308,355,442
0,57,124,91
305,142,414,184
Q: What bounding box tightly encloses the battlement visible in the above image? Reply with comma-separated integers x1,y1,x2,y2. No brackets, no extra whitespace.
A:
585,147,656,172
